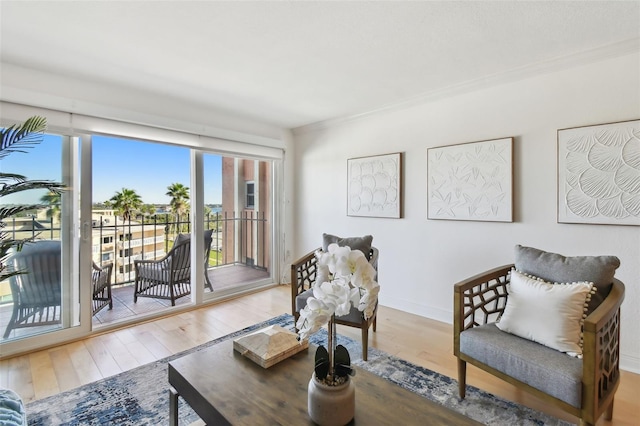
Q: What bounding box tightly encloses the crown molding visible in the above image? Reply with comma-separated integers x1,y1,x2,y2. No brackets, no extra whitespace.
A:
292,38,640,136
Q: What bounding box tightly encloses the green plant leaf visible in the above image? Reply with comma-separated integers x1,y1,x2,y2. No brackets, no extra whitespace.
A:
314,345,330,380
333,345,354,378
0,116,47,159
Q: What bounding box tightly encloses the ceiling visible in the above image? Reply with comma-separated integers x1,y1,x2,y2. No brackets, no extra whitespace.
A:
1,1,639,130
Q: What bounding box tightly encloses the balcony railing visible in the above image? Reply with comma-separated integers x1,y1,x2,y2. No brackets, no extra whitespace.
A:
1,211,269,288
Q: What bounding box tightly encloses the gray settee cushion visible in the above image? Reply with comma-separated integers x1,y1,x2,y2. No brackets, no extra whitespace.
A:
322,233,373,259
514,244,619,314
460,323,583,408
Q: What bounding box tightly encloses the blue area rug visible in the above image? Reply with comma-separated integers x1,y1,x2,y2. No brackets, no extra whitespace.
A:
25,313,571,425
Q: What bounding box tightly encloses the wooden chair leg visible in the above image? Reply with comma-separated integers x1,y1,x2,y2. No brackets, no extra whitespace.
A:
373,315,377,332
457,359,467,399
605,399,614,420
362,326,369,361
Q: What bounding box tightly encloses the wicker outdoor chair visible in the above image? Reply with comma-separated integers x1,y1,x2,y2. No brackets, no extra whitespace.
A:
291,242,379,361
134,237,191,306
91,261,113,315
3,240,62,339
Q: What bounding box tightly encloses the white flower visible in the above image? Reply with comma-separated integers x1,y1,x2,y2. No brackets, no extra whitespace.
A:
297,243,380,341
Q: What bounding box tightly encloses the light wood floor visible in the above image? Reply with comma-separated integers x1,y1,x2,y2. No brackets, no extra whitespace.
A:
1,285,638,425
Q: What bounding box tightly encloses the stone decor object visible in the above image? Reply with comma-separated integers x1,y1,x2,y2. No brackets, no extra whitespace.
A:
233,325,308,368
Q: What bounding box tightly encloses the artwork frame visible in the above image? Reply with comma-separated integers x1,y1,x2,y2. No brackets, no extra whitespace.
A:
347,152,402,218
557,119,640,226
427,137,513,222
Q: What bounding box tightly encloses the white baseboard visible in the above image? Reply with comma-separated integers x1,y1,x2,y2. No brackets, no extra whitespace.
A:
381,296,640,375
380,294,453,325
620,354,640,374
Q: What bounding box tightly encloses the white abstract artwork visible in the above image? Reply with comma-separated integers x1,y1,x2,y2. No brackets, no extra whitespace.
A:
427,138,513,222
347,153,402,218
558,119,640,225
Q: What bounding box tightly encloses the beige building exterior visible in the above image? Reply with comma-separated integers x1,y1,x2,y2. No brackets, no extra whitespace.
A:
91,211,166,284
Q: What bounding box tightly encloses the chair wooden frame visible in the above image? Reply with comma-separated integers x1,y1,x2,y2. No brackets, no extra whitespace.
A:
291,247,379,361
453,264,625,426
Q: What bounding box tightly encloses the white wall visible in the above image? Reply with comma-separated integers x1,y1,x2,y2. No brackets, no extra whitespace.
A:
291,52,640,372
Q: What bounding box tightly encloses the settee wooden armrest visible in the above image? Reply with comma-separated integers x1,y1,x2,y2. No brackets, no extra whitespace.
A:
453,265,625,426
581,277,625,424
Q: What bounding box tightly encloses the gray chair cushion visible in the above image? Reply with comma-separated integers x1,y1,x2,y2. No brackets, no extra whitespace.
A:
460,323,582,408
295,289,363,323
322,233,373,259
514,244,620,314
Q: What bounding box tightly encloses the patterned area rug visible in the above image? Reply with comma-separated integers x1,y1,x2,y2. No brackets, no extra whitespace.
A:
26,313,570,425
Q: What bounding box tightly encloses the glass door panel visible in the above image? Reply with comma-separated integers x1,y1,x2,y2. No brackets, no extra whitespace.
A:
91,136,191,327
0,133,79,341
203,154,272,296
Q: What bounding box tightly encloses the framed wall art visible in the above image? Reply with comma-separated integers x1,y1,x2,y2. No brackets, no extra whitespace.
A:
557,119,640,225
347,152,402,218
427,137,513,222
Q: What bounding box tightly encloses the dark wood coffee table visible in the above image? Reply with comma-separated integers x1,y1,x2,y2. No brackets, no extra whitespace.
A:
168,338,481,425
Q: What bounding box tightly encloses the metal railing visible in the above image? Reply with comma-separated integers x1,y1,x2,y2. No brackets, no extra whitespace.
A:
2,211,269,287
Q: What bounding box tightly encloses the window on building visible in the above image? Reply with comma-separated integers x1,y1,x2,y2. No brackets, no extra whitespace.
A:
119,248,132,258
102,236,113,244
246,181,255,209
119,233,132,241
101,253,112,261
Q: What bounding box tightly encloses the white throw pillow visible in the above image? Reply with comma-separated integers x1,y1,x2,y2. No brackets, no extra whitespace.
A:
496,269,595,357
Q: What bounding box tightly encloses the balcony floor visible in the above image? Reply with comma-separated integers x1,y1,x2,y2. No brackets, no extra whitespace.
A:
1,264,270,340
93,264,270,326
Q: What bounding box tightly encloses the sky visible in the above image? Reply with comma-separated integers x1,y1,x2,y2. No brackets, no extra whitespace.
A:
1,134,223,205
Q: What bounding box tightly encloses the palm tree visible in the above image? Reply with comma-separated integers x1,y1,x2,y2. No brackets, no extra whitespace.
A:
40,190,61,221
166,183,190,232
0,116,66,282
108,188,142,222
166,183,190,217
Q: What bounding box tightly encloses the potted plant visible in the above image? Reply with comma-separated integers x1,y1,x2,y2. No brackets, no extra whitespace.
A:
296,243,379,425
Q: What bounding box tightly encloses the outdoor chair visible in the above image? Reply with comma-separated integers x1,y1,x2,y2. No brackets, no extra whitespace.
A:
133,230,213,306
173,229,213,291
3,240,61,339
453,245,625,426
91,261,113,315
172,230,214,290
134,237,191,306
291,233,379,361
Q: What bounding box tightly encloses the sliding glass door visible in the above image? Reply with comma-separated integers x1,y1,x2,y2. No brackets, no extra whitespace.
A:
0,104,281,356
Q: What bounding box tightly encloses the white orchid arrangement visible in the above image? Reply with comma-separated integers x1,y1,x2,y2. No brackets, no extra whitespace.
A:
297,243,380,383
296,243,380,341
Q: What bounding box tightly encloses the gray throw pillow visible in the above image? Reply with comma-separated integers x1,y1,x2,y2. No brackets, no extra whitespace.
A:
514,244,620,314
322,233,373,259
173,233,190,248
